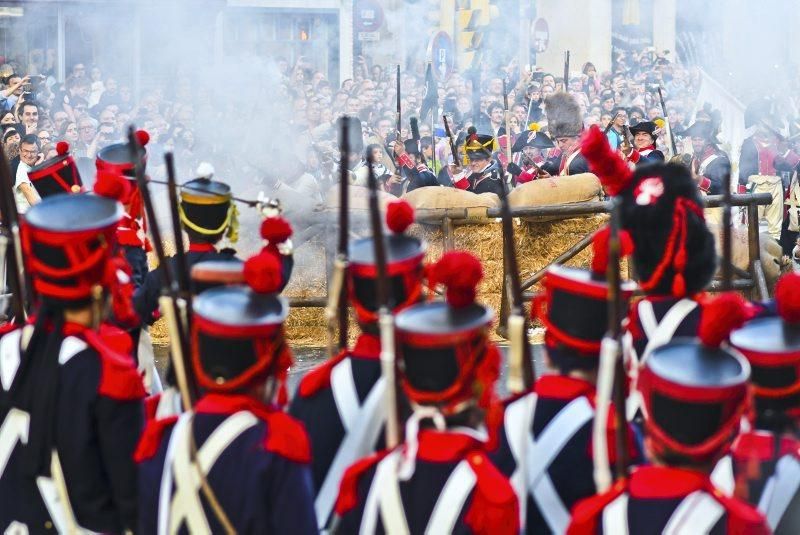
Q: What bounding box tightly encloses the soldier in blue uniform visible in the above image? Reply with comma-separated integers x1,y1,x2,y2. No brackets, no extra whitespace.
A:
335,251,519,535
290,199,425,530
94,130,152,289
567,293,769,534
711,272,800,534
0,193,145,533
136,247,316,534
581,125,717,419
491,229,640,534
625,121,665,166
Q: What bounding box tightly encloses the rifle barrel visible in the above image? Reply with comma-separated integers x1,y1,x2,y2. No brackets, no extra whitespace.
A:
165,153,190,295
0,142,26,323
338,118,350,350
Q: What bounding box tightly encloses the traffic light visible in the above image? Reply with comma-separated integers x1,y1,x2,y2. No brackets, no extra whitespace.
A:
455,0,499,70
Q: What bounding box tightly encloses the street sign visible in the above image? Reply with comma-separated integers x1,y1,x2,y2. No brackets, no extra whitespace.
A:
354,0,384,33
427,31,454,81
358,31,380,42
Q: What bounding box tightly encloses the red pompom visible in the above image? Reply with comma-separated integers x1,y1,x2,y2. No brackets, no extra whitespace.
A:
590,225,634,275
260,216,293,244
386,199,414,234
580,125,634,196
56,141,69,156
698,292,749,348
775,273,800,324
244,251,283,294
135,129,150,147
429,251,483,308
93,171,132,202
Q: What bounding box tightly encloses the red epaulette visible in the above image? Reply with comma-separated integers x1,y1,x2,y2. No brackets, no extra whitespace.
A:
297,350,349,398
710,489,770,535
262,411,312,464
134,415,178,463
335,450,390,516
98,323,134,356
566,479,628,535
464,451,520,535
0,322,20,337
144,393,162,422
82,330,146,401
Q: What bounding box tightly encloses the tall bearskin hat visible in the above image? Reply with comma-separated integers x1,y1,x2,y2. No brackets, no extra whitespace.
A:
534,227,636,369
582,125,716,297
95,129,149,177
545,92,583,139
395,251,499,417
27,141,83,198
20,193,137,324
731,273,800,423
191,247,292,404
179,164,237,244
639,293,751,463
348,199,426,326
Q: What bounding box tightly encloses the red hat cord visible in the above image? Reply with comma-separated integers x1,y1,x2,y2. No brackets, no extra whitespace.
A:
27,142,83,194
193,250,292,405
639,292,751,460
743,273,800,399
349,200,424,324
581,125,634,196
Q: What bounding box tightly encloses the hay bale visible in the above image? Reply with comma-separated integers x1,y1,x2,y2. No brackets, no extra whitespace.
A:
402,187,500,224
508,173,602,222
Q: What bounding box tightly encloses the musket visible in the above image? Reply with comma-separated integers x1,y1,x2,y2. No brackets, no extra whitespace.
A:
499,170,535,394
430,113,437,173
592,198,630,491
563,50,570,92
721,166,733,290
621,124,633,155
128,127,197,410
443,115,461,170
604,111,622,135
0,142,27,323
502,80,514,184
324,118,349,358
366,149,400,448
657,87,678,156
410,117,427,167
396,65,402,140
165,153,191,298
147,178,277,211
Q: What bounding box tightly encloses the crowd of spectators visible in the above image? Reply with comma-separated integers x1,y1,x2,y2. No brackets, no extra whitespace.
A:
0,45,704,212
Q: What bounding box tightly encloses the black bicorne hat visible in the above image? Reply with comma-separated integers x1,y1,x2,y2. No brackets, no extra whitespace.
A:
27,142,83,198
463,126,494,160
629,121,658,141
512,130,555,153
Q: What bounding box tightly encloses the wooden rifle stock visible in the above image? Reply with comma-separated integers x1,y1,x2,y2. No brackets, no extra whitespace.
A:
128,127,197,409
366,150,400,449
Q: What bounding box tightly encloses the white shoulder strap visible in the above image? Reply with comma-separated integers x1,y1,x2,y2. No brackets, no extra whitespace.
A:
640,299,698,361
759,454,800,530
360,451,410,535
425,460,478,535
316,359,386,528
710,454,735,496
602,493,630,535
663,490,725,535
503,393,536,526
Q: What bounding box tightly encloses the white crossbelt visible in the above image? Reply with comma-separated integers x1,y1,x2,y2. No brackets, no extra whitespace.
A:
759,454,800,531
316,358,386,529
158,411,257,535
359,450,477,535
627,299,697,420
602,490,724,534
